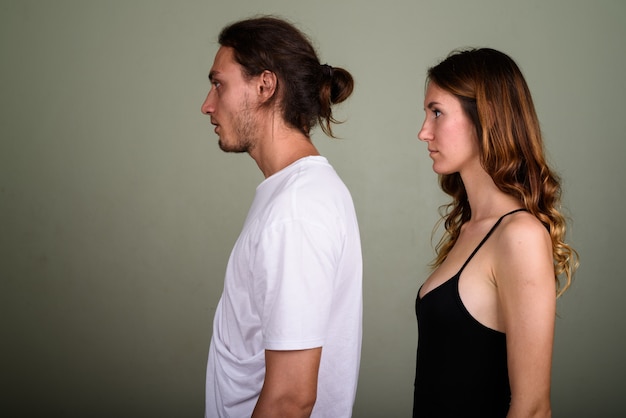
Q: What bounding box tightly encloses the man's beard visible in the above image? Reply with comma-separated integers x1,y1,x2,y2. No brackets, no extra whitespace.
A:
218,102,258,153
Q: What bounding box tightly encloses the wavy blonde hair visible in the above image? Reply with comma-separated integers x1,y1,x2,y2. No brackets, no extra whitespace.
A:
427,48,578,296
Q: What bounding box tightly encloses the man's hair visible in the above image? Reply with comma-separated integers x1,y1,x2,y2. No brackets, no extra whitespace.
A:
427,48,578,295
218,16,353,138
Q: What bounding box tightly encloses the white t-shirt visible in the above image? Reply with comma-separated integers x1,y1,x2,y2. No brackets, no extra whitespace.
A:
205,156,362,418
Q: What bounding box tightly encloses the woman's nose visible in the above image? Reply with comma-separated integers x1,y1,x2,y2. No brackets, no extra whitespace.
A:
417,121,431,142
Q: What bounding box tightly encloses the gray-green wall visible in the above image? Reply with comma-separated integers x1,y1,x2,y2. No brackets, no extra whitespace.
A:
2,1,624,417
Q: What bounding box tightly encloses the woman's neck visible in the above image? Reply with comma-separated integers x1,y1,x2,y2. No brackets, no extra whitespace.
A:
461,168,522,222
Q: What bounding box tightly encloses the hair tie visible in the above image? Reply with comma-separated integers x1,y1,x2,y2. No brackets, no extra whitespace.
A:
321,63,334,77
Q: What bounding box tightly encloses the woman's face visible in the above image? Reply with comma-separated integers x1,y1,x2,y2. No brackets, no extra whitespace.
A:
418,82,480,176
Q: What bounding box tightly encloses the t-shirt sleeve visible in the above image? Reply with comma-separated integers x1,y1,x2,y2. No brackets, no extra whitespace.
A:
251,217,342,351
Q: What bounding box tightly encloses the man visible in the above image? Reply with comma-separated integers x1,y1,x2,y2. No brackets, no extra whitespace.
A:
201,17,362,418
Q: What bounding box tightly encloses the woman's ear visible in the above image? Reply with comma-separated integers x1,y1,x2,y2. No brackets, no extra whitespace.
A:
258,70,277,102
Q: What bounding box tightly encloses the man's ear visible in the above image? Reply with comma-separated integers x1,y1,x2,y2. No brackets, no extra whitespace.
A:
258,70,277,102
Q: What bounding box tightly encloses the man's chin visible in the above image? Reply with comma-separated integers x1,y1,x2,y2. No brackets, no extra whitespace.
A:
218,140,248,154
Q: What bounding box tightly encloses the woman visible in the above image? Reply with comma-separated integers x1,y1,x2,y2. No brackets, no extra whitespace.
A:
413,48,578,417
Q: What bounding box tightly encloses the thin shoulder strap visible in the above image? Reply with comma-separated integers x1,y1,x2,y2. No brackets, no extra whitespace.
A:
457,208,527,275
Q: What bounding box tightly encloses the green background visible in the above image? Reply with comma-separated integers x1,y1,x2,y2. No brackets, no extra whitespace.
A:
2,1,624,416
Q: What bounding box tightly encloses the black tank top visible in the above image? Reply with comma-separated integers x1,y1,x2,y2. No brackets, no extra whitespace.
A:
413,209,525,418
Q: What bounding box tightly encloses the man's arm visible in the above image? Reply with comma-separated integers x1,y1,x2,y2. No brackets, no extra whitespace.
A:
252,347,322,418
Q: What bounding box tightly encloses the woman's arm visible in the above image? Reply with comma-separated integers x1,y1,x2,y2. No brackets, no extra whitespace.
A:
495,214,556,418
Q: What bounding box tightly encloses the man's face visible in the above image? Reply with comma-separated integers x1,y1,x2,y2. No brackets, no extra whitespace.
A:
201,46,261,153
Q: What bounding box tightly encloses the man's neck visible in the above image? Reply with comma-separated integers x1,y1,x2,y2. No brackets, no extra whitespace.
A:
250,124,320,178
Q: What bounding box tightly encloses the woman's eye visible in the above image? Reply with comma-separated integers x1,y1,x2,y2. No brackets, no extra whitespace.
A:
433,109,441,118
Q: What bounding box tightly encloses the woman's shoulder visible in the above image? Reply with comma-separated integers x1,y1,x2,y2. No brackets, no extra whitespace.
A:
492,210,552,264
498,210,549,238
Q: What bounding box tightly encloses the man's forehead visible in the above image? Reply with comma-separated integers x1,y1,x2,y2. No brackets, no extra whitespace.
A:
210,46,238,75
211,46,239,71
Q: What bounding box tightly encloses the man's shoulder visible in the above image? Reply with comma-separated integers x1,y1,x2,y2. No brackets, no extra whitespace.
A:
272,156,345,194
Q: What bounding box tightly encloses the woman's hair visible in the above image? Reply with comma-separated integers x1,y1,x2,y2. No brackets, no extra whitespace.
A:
427,48,578,296
218,16,353,138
